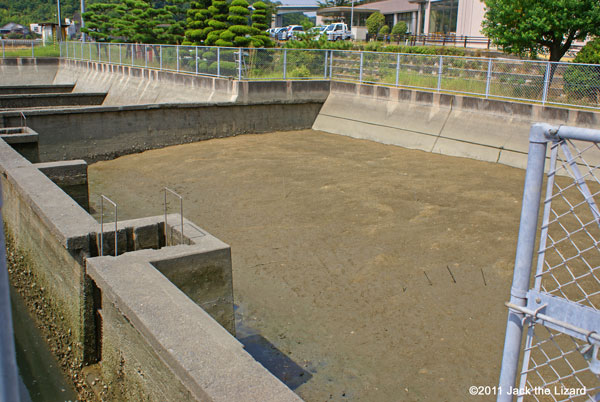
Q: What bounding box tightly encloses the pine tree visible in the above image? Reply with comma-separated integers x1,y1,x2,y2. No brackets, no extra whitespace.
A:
250,1,273,47
219,0,251,47
184,0,211,44
205,0,229,46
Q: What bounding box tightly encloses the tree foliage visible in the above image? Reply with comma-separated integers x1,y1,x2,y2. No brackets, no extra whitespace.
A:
205,0,229,45
221,0,251,47
184,0,211,44
365,11,384,37
82,0,179,44
482,0,600,61
391,21,407,36
250,1,272,47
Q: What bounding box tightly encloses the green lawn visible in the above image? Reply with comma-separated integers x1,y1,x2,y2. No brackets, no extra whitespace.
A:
2,44,60,58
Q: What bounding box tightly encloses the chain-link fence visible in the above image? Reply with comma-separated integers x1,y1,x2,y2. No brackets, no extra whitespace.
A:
59,41,600,110
499,124,600,402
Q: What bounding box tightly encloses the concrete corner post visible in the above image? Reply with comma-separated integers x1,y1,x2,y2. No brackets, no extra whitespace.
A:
497,123,552,401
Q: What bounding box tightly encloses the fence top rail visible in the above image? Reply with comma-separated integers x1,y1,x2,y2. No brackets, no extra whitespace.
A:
60,40,600,68
554,125,600,143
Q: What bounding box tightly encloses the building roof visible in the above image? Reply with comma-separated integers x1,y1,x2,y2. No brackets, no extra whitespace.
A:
355,0,418,14
0,22,26,31
317,6,378,16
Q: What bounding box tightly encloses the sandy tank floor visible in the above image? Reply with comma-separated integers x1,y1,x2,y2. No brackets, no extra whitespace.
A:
88,129,527,401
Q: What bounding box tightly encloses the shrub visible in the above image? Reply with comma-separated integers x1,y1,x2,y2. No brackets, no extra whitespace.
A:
366,12,385,37
391,21,408,36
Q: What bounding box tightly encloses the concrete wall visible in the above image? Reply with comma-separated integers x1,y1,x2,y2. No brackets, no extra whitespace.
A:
0,58,59,86
87,253,301,402
0,136,299,400
0,84,74,95
1,102,323,162
313,81,600,169
55,59,330,106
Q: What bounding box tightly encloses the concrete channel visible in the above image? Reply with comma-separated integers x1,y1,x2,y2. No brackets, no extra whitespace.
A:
1,56,599,401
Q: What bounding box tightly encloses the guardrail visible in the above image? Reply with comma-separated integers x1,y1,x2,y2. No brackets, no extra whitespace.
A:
59,41,600,110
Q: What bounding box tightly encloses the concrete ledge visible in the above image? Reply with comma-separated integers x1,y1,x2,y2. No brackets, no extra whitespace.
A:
34,160,87,186
0,84,74,95
0,92,106,108
87,254,301,402
1,102,323,162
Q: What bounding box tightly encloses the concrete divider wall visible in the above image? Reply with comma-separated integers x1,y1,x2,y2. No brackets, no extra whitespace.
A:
2,102,323,162
0,137,299,400
313,81,600,169
0,58,59,86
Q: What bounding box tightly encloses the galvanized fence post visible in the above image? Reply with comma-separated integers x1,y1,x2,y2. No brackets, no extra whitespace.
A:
160,45,163,70
65,41,68,59
329,50,333,79
2,41,5,58
359,52,363,83
131,44,134,66
541,61,551,105
217,47,220,76
437,55,443,92
485,58,492,98
323,49,328,79
144,44,148,68
195,46,198,74
89,42,91,61
395,52,400,86
238,48,242,80
98,44,100,61
283,48,287,79
497,123,550,401
176,46,180,72
80,41,83,60
31,42,34,58
108,44,111,63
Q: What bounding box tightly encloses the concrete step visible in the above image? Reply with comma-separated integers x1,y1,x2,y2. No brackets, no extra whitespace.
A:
0,92,107,108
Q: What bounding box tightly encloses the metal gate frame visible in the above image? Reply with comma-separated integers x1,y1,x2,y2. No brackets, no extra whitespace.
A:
498,123,600,401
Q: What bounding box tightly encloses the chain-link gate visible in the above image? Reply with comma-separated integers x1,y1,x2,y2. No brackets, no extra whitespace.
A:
499,124,600,401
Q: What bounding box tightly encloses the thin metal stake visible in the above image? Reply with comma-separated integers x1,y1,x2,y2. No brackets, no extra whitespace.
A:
446,265,456,283
481,268,487,286
423,270,432,286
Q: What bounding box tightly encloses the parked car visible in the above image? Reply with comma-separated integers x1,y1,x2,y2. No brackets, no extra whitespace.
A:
325,23,353,41
270,27,286,39
280,25,305,41
308,26,327,39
